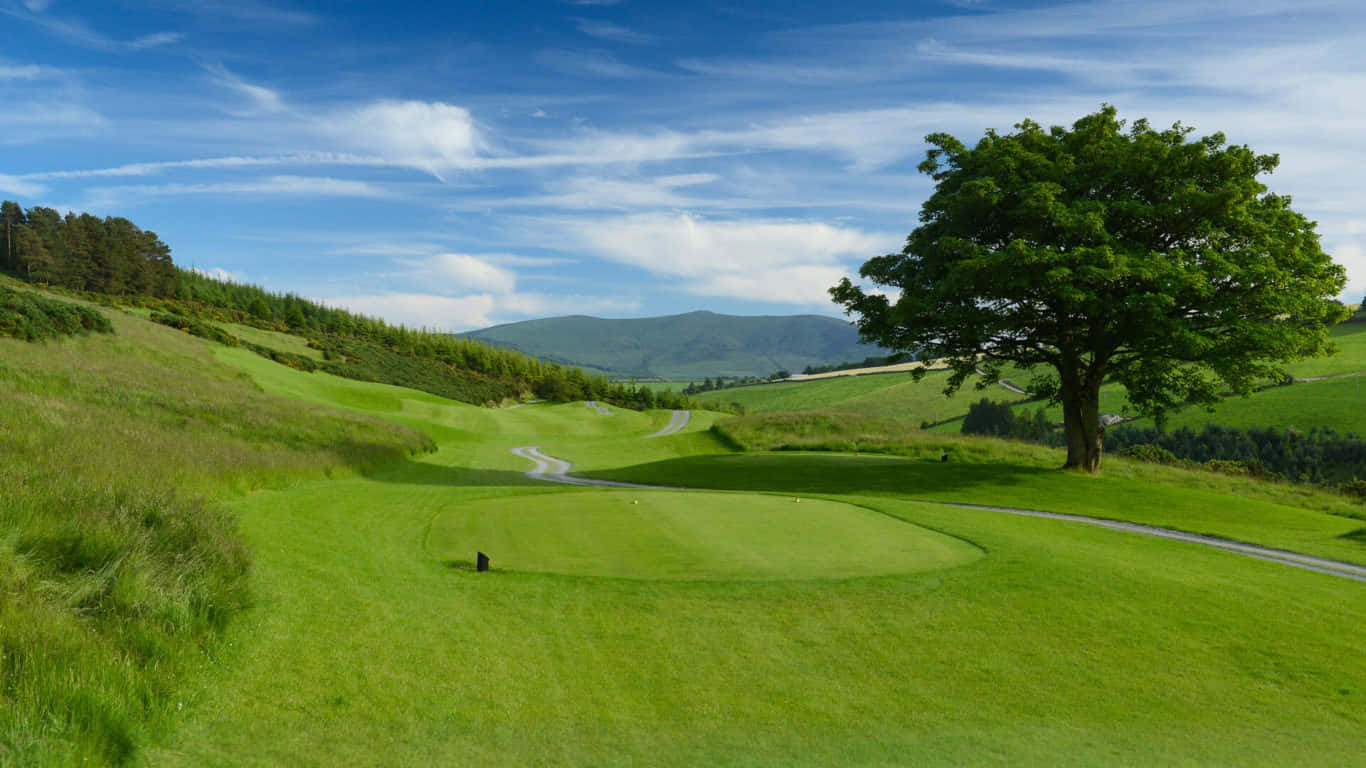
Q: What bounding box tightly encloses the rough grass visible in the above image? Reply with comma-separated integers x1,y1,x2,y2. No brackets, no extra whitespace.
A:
0,300,431,766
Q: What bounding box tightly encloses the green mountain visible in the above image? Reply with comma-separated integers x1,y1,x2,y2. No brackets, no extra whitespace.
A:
463,311,887,380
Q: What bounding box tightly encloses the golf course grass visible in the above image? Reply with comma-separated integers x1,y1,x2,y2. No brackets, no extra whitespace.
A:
427,490,982,580
129,341,1366,767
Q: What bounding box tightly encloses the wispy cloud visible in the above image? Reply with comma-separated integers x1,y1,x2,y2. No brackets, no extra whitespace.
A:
79,175,389,209
147,0,317,26
0,64,46,79
0,101,106,143
22,152,392,180
1,4,182,52
0,173,47,197
555,212,896,305
574,19,655,45
534,49,663,79
203,62,286,114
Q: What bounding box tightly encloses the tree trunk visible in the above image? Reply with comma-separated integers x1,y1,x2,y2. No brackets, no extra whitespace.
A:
1060,378,1104,473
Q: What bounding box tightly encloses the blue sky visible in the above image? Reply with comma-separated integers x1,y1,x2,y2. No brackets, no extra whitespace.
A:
2,0,1363,331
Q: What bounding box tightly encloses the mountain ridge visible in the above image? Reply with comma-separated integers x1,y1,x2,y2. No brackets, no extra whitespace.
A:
462,310,887,379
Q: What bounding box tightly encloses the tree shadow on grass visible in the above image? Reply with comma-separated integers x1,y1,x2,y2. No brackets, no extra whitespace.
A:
573,452,1052,498
358,447,1054,501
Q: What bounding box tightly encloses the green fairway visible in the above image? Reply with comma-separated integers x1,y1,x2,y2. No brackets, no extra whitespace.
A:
428,490,982,580
0,326,1317,766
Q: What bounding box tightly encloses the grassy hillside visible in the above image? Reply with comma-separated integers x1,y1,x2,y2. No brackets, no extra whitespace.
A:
712,321,1366,440
695,366,1031,426
463,310,887,379
0,284,431,766
135,346,1364,766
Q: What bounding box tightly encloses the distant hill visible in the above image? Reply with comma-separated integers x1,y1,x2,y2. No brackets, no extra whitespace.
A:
462,311,888,380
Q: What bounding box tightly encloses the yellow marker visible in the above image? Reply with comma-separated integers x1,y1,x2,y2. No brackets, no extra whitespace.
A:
633,499,638,505
794,498,801,503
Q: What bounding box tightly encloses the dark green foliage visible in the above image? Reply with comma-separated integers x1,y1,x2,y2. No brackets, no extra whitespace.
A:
1340,478,1366,501
832,107,1348,472
0,285,113,341
1,200,178,296
962,398,1016,437
1108,424,1366,485
1119,443,1178,465
149,312,239,347
962,400,1056,443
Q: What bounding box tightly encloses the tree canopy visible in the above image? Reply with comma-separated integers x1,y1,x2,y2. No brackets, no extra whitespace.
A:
831,106,1347,472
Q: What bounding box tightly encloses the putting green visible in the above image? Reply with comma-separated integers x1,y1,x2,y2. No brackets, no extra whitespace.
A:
428,489,982,580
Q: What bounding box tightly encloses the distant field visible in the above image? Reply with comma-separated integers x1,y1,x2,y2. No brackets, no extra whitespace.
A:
695,368,1030,425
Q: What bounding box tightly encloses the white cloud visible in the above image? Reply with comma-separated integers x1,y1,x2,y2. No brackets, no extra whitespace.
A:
325,100,484,178
323,293,500,331
559,212,894,305
402,253,519,294
189,266,245,283
321,291,639,331
0,173,47,198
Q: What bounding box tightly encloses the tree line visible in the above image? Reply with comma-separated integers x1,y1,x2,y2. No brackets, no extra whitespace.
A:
2,200,179,297
1,199,707,411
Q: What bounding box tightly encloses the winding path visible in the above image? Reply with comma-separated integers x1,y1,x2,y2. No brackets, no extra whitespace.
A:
509,445,1366,583
585,400,613,415
508,445,652,488
646,410,691,438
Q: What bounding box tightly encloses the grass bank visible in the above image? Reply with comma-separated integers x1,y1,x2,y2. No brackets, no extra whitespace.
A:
0,292,430,766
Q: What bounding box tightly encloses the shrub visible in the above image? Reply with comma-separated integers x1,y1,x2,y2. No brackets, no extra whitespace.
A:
1118,443,1177,465
0,286,113,341
961,398,1016,437
1206,459,1250,476
1341,477,1366,501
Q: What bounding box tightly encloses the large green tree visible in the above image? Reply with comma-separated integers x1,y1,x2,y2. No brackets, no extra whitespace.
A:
831,107,1348,473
